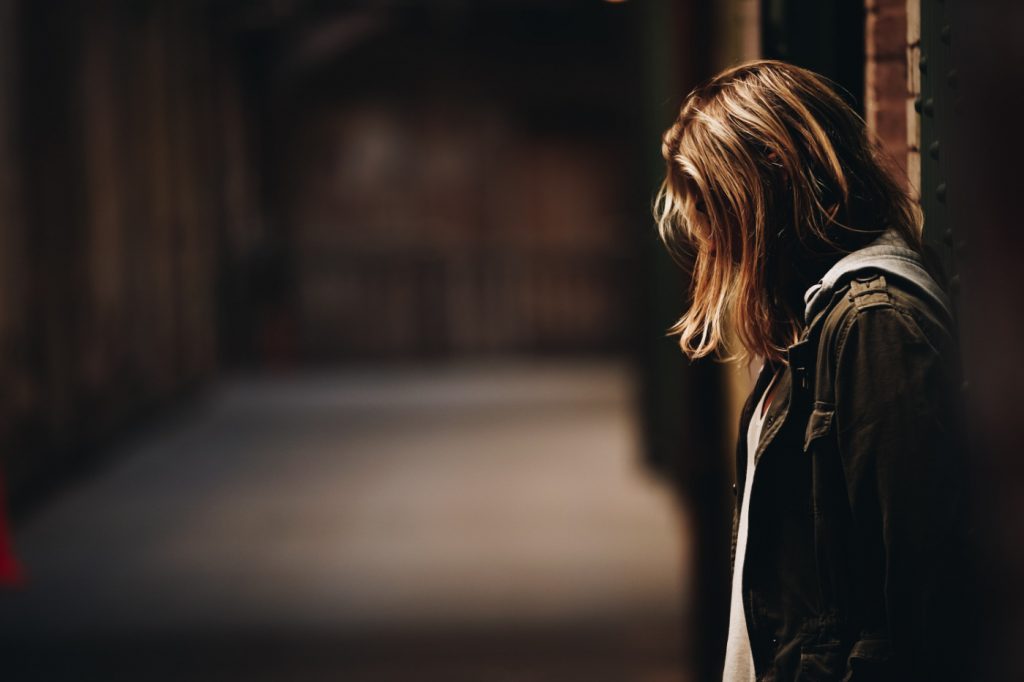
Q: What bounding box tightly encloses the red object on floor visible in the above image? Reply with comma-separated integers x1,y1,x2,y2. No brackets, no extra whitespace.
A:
0,469,23,586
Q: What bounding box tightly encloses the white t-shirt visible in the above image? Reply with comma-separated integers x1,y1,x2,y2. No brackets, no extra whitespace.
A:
722,370,777,682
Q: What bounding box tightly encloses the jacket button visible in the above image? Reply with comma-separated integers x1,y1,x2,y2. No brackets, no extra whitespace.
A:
770,637,779,647
732,483,738,496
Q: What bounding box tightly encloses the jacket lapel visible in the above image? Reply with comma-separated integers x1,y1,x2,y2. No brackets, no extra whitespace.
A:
735,361,779,507
753,365,791,467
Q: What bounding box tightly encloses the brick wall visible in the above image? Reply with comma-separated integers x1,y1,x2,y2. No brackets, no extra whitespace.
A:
865,0,920,197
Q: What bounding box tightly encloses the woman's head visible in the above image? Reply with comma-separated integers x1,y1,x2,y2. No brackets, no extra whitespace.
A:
655,59,922,365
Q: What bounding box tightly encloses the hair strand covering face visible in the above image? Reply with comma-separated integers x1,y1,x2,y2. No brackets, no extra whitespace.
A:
654,59,922,365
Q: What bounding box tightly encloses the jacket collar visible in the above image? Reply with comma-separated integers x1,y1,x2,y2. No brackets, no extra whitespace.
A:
801,228,953,326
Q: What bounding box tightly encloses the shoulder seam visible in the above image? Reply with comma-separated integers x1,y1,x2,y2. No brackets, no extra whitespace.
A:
832,302,859,376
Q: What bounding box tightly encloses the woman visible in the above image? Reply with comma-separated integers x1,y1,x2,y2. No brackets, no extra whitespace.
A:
655,60,978,681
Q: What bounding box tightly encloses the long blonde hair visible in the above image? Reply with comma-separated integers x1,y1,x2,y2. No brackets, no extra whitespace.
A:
655,59,922,365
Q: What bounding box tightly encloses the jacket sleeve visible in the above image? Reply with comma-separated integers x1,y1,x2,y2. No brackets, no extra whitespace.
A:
831,303,974,679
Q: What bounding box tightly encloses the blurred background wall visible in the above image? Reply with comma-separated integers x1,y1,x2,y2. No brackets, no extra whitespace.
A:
1,1,224,503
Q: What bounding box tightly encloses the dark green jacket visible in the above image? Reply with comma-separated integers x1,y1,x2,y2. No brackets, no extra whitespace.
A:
731,234,980,681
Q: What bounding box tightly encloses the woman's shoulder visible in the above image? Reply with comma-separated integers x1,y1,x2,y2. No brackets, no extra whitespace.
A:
816,269,958,367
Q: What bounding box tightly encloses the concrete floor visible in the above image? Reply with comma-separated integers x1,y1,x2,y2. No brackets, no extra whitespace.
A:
0,360,691,681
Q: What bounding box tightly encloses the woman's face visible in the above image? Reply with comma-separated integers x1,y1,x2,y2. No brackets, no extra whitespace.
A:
682,182,711,247
696,207,744,265
685,181,743,265
693,198,714,255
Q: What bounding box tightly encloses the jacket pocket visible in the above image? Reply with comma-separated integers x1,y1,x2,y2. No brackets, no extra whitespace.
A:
803,405,835,453
798,637,847,681
841,636,895,681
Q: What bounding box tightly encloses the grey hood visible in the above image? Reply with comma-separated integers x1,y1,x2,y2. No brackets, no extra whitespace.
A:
802,229,952,326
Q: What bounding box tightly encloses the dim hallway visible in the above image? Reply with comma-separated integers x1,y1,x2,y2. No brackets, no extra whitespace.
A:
0,361,691,681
